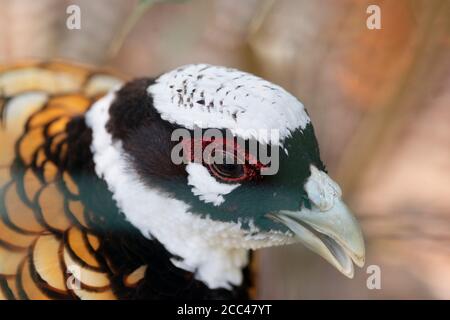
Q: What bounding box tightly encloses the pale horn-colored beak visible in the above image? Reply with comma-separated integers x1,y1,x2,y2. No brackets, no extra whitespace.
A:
268,165,365,278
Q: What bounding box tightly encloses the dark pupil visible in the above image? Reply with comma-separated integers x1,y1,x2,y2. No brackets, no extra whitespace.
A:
211,151,244,178
213,163,244,178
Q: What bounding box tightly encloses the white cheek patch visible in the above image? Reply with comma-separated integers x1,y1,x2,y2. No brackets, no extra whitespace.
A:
186,163,240,206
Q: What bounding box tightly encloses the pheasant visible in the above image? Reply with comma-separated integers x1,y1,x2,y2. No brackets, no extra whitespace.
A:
0,61,364,300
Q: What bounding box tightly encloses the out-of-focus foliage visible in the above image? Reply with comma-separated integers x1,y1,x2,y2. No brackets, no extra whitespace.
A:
109,0,191,57
0,0,449,299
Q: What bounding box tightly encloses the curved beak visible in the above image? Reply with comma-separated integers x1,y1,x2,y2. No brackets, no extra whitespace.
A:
267,166,365,278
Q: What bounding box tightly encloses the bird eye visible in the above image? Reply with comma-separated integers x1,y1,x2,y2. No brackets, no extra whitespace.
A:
211,163,245,179
207,150,247,182
187,138,264,183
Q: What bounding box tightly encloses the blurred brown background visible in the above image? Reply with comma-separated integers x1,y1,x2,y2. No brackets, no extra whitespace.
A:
1,0,449,299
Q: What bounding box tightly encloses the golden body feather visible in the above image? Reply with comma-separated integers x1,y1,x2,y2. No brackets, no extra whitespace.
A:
0,62,147,300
